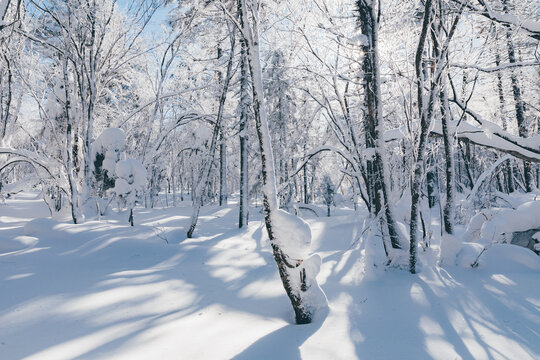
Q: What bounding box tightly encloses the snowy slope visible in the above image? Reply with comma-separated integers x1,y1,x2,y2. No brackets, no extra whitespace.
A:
0,193,539,360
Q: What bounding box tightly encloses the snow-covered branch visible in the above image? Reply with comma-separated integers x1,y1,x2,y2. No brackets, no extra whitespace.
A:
450,61,540,73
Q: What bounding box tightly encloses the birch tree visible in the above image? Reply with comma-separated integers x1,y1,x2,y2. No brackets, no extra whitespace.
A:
236,0,327,324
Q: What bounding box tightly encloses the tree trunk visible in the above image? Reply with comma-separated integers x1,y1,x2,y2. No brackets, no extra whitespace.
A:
504,20,533,192
187,30,236,238
356,0,402,255
410,0,434,273
239,36,249,228
440,84,455,234
63,54,81,224
495,50,515,193
239,0,326,324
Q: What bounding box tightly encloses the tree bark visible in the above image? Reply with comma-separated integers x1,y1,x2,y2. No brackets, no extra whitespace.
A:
503,2,533,192
238,0,325,324
238,33,249,228
356,0,402,255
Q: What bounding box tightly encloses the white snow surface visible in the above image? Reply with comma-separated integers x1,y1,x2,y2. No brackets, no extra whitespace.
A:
0,193,539,360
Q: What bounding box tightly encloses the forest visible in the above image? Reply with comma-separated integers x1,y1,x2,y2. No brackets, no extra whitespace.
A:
0,0,539,359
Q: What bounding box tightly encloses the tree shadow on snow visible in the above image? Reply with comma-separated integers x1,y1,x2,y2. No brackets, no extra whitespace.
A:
231,307,329,360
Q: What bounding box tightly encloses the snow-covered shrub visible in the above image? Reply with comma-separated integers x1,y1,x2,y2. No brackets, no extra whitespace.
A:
320,174,335,217
91,128,127,196
113,159,147,225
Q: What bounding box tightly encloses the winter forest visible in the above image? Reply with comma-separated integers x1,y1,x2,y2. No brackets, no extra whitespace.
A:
0,0,539,358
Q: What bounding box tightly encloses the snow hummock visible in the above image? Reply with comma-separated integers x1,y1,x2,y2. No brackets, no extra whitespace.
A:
478,244,540,272
24,218,59,237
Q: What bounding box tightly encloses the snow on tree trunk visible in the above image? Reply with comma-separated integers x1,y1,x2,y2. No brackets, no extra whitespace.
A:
239,0,327,324
0,0,11,24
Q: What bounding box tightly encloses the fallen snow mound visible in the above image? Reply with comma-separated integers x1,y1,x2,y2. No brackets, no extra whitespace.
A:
477,244,540,272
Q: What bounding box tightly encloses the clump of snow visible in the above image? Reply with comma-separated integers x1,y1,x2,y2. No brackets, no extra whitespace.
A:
363,147,376,160
463,210,492,242
271,209,312,259
297,254,328,317
92,128,127,155
480,201,540,243
346,31,368,46
113,159,147,211
113,178,130,196
91,128,127,175
455,242,484,267
439,234,462,266
115,159,147,193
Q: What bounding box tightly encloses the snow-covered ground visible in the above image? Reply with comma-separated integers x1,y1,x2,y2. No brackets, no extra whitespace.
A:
1,193,539,360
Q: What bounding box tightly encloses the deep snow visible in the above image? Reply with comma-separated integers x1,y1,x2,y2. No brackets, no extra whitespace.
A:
0,192,539,360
